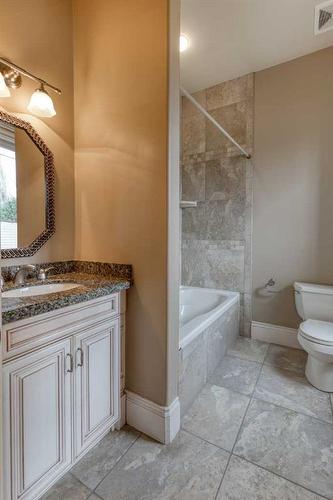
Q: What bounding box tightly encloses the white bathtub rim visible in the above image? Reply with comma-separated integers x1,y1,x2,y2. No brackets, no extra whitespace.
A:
179,287,239,351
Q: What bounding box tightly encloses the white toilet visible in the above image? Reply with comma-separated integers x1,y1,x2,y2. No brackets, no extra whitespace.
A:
294,282,333,392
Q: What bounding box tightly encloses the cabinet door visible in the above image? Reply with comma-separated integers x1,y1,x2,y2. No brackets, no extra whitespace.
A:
74,319,120,457
3,339,72,500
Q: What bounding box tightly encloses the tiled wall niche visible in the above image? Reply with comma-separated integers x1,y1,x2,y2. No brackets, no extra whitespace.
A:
181,74,254,336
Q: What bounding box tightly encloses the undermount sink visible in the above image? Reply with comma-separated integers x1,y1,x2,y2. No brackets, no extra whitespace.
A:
2,283,80,298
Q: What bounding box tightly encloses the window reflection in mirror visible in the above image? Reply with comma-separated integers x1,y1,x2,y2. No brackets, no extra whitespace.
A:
0,123,17,249
0,120,45,250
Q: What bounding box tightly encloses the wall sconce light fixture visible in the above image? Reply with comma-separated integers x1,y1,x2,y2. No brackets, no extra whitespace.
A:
27,84,57,118
0,71,11,97
0,57,61,118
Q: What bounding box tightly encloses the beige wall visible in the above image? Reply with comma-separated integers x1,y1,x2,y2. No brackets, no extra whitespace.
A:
73,0,171,406
253,47,333,328
0,0,75,266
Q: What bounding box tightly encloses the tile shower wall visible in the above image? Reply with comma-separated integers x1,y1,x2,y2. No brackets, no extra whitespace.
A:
181,74,254,336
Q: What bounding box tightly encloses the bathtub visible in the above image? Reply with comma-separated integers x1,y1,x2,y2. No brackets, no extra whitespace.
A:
179,286,240,416
180,286,239,349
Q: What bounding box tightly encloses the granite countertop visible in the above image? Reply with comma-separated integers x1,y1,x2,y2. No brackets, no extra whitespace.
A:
1,261,132,325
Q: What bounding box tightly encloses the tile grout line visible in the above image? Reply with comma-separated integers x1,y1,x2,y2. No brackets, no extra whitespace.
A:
262,342,271,364
214,353,268,500
91,432,142,496
252,351,333,425
254,347,332,425
87,491,103,500
206,381,253,399
223,352,263,365
183,412,331,500
213,370,258,500
229,343,330,500
69,430,142,498
262,341,307,375
220,349,331,500
182,345,269,499
50,429,142,499
192,343,330,500
226,352,267,365
231,453,331,500
226,348,332,424
214,396,253,499
264,360,306,376
208,342,269,399
181,362,258,500
208,349,266,400
181,428,231,455
209,367,332,425
329,393,333,423
250,393,333,426
68,472,94,497
250,352,266,396
213,454,233,500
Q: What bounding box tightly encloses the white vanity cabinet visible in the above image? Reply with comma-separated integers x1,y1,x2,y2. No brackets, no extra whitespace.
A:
74,320,119,457
3,338,72,500
2,292,125,500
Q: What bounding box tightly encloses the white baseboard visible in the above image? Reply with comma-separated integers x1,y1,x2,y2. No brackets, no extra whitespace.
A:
116,394,127,430
126,391,180,444
251,321,302,349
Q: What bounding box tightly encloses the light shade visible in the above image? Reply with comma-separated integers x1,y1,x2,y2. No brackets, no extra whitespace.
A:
0,71,10,97
27,86,56,117
179,34,190,53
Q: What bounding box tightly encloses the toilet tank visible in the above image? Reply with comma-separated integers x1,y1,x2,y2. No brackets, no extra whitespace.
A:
294,282,333,321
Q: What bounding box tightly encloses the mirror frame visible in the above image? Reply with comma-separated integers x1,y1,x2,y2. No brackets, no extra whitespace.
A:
0,110,55,258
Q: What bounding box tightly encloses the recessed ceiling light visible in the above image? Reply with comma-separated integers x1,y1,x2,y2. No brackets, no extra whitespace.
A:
179,34,190,53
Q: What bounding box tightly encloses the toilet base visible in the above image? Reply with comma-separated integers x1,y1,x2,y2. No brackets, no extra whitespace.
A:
305,354,333,392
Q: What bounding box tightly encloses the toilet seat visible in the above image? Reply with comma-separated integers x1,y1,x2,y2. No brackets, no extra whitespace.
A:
299,319,333,346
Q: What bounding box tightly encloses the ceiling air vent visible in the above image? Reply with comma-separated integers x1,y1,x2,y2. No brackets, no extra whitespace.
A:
315,1,333,34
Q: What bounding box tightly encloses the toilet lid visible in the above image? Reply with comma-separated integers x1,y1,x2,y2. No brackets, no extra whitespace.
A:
300,319,333,346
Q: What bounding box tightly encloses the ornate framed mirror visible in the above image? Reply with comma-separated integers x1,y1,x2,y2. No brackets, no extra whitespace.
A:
0,110,55,258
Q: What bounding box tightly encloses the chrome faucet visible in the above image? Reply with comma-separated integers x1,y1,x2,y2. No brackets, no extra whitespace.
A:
37,266,54,281
14,265,37,286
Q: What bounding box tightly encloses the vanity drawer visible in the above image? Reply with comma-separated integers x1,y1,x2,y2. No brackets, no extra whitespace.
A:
3,294,120,360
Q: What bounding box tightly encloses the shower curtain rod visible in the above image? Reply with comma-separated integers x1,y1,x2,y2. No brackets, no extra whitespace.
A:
180,87,251,159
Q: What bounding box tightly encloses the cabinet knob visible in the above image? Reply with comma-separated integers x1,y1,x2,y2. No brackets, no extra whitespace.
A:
66,353,74,373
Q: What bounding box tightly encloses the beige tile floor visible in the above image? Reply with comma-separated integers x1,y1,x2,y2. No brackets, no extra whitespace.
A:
43,340,333,500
